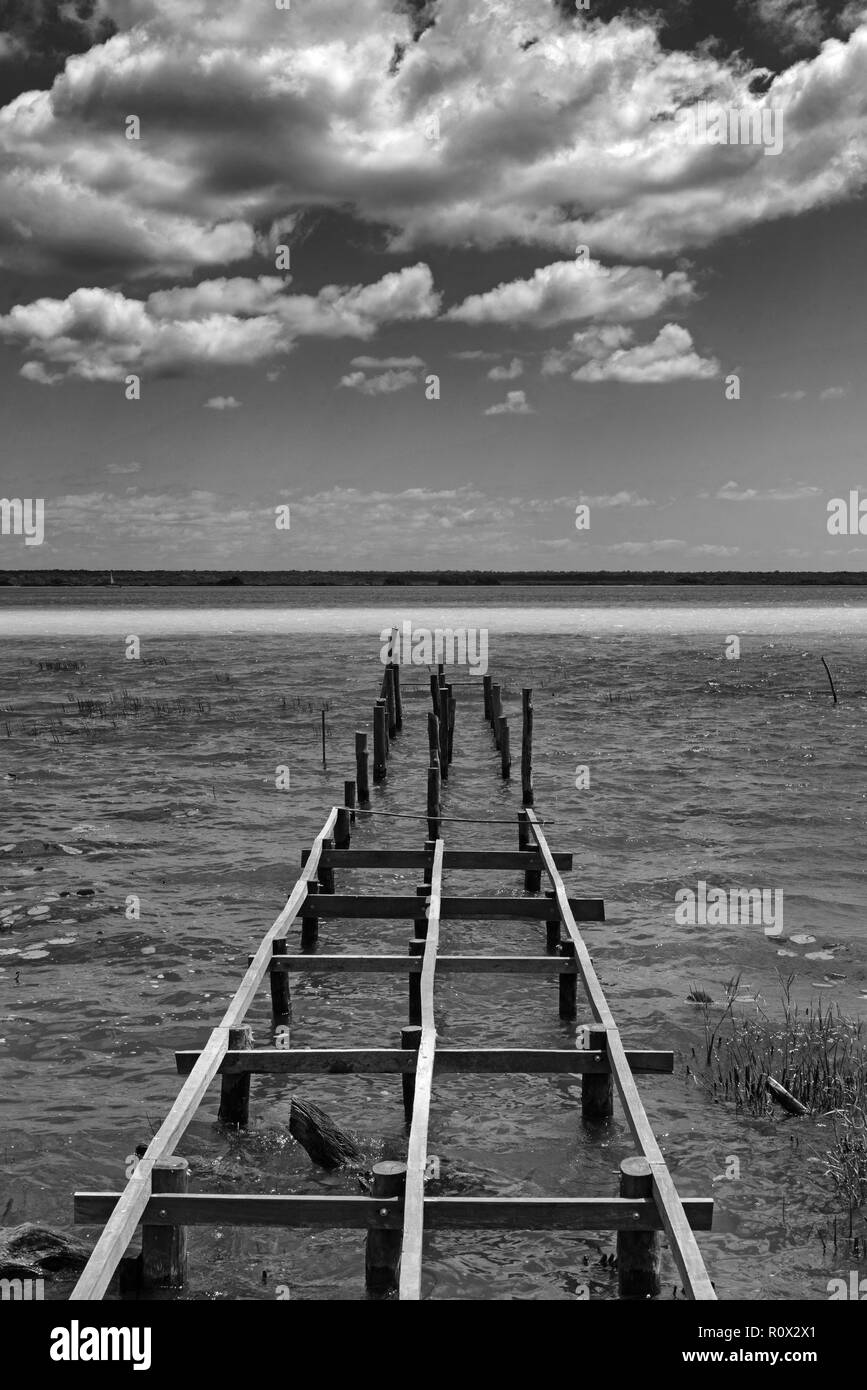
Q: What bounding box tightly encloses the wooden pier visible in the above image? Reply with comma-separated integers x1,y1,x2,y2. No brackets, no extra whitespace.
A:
70,656,716,1301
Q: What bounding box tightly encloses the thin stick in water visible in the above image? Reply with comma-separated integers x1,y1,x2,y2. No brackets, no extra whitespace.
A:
821,657,838,705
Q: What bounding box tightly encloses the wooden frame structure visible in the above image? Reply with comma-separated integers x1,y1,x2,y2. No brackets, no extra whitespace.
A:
70,664,716,1302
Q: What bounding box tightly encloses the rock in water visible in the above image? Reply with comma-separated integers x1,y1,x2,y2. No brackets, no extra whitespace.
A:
0,1224,91,1280
288,1097,362,1169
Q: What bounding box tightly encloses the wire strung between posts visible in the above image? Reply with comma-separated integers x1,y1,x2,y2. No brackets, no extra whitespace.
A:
351,807,554,825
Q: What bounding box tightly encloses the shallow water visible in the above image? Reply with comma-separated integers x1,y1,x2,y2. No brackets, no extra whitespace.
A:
0,584,865,1300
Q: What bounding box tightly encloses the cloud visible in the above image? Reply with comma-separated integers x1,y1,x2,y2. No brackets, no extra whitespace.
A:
568,324,719,384
778,389,807,399
608,538,688,553
448,260,694,330
204,395,241,409
483,389,534,415
2,2,867,284
487,357,523,380
20,359,63,384
583,491,654,508
820,384,848,398
349,354,426,368
0,265,440,381
713,480,822,501
339,367,420,394
106,460,142,475
451,350,503,361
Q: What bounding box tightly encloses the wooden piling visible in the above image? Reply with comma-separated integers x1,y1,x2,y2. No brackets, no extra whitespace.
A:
408,938,425,1024
344,779,356,825
491,684,502,747
438,686,449,781
544,889,560,952
270,938,291,1020
140,1158,189,1289
355,732,370,806
482,673,492,722
335,806,351,850
427,764,440,840
301,881,319,951
364,1160,407,1296
401,1024,422,1123
414,885,429,940
519,810,542,891
582,1025,614,1121
218,1026,253,1127
423,839,435,886
320,708,327,768
521,688,534,807
373,702,388,782
319,841,335,894
429,672,440,719
392,662,403,731
558,941,577,1019
448,692,456,764
427,711,440,776
384,666,397,739
499,717,511,779
617,1158,661,1298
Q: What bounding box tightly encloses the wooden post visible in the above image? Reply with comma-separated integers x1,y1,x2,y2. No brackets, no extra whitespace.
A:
355,731,370,806
558,941,577,1018
519,810,542,892
365,1161,407,1295
617,1158,661,1298
270,938,291,1020
438,686,449,781
321,708,327,768
544,889,560,952
448,691,456,764
423,840,435,886
319,841,335,894
384,666,397,739
335,806,351,849
392,661,403,731
344,779,356,825
521,688,534,807
401,1024,422,1122
429,672,440,719
140,1157,189,1289
499,717,511,778
491,684,502,747
218,1025,253,1127
373,702,387,782
414,885,429,940
408,938,425,1024
582,1026,614,1121
301,880,319,950
483,674,492,722
427,764,440,840
427,711,440,776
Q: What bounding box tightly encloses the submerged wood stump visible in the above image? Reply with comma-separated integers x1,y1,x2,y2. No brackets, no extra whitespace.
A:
289,1097,362,1169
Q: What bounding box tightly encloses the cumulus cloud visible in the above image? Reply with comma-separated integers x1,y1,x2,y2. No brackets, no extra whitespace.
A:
448,260,694,329
204,395,241,408
558,323,719,384
820,384,848,398
487,357,523,380
483,389,534,415
0,264,441,381
340,367,420,394
1,0,867,283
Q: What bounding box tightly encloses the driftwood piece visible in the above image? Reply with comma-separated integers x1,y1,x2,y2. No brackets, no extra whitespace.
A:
767,1076,809,1116
0,1223,91,1280
288,1097,363,1169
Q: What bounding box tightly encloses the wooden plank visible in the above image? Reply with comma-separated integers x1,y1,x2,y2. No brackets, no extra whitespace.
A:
75,1193,403,1230
399,839,443,1301
75,1192,712,1233
266,954,579,975
303,894,604,920
525,810,716,1302
302,849,573,870
69,808,338,1302
175,1047,672,1076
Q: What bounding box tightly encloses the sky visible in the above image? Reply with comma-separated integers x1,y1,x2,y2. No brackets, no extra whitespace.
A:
1,0,867,571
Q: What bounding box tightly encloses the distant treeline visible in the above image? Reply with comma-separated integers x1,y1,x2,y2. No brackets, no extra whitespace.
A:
1,569,866,586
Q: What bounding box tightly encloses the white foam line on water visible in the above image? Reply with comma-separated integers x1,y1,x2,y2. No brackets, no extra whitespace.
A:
1,604,867,638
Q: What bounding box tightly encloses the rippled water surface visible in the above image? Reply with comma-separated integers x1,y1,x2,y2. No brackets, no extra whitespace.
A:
1,585,865,1300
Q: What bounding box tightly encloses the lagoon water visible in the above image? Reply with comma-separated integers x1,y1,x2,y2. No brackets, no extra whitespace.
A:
1,584,865,1300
